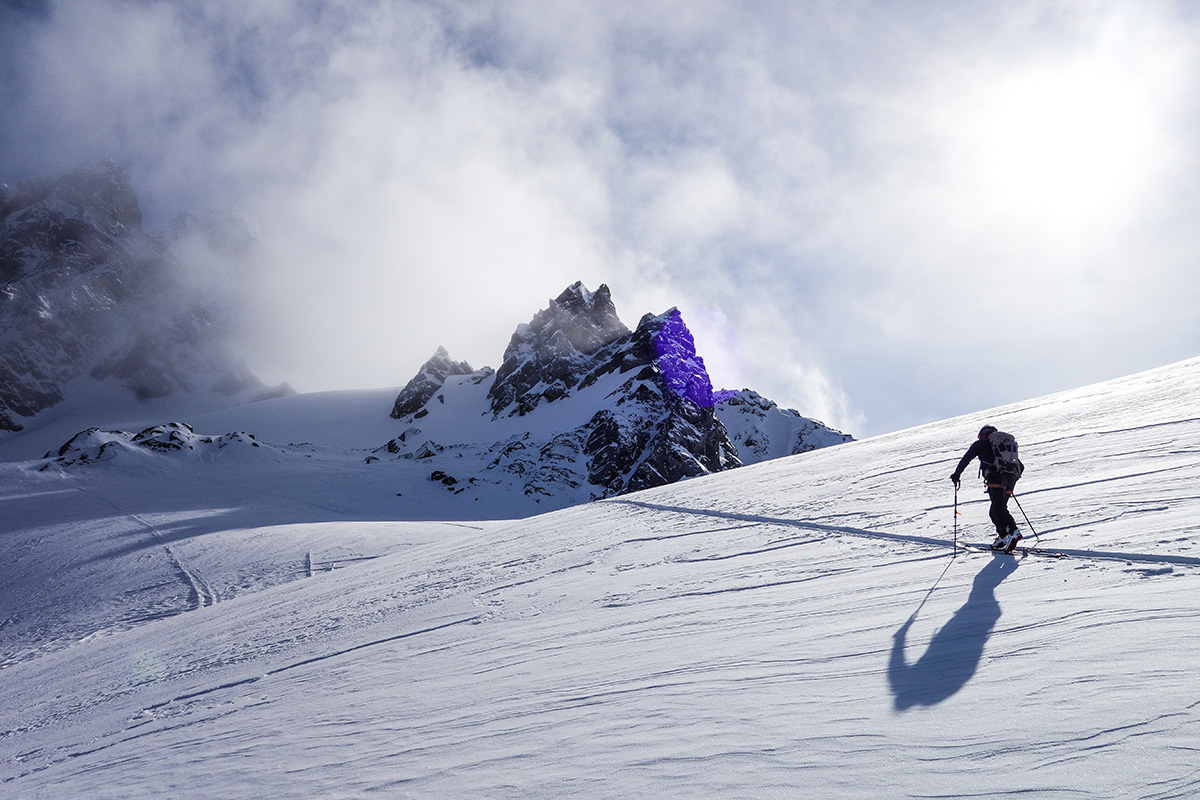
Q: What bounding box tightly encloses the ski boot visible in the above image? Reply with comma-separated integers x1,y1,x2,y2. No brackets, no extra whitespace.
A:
1001,527,1023,553
991,527,1023,553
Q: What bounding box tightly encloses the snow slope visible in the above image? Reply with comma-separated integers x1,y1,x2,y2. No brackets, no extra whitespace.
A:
2,357,1200,798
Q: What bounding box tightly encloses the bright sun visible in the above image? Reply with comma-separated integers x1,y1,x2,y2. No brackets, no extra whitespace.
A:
964,61,1161,226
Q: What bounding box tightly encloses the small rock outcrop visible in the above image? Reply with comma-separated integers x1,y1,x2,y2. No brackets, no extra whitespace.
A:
41,422,279,469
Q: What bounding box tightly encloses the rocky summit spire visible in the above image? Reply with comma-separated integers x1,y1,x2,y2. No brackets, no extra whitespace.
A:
650,309,737,409
487,282,630,417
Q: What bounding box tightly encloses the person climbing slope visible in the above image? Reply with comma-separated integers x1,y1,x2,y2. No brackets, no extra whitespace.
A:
951,424,1026,552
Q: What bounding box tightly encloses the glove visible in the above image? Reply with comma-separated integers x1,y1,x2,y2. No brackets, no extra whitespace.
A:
950,473,961,487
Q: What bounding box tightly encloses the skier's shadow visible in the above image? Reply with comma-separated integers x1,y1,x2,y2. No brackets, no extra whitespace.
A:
888,554,1018,711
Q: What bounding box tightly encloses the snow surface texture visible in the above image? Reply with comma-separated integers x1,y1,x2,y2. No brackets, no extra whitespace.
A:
2,357,1200,798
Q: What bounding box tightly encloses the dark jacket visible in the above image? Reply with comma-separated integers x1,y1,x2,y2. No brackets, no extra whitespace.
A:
953,439,992,481
952,438,1023,489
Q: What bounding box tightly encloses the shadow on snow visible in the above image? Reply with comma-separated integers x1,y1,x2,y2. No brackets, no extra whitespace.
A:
889,554,1018,711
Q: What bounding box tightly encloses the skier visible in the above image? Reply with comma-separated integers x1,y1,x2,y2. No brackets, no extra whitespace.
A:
950,424,1025,552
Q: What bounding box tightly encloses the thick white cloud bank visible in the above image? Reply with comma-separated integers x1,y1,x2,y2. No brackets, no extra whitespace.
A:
3,0,1199,436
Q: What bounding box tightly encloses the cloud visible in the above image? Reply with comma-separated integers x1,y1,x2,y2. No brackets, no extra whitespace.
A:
3,0,1200,436
3,0,623,390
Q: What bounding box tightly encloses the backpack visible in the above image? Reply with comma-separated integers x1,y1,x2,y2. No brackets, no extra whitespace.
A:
985,430,1023,478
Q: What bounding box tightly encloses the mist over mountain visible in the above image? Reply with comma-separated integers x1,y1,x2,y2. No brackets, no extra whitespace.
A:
1,165,849,509
0,162,288,433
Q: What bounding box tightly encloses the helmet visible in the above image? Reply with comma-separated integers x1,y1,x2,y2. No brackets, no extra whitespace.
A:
978,424,997,439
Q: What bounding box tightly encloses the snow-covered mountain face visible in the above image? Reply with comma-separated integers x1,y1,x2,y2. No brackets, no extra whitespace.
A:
380,282,851,504
0,162,286,434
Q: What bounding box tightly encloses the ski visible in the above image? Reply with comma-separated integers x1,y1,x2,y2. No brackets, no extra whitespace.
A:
960,542,1067,559
959,541,1200,567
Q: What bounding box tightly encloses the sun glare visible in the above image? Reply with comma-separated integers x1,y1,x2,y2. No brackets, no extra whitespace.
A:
964,61,1160,226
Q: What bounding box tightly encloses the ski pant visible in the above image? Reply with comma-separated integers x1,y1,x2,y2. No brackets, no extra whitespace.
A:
987,486,1017,535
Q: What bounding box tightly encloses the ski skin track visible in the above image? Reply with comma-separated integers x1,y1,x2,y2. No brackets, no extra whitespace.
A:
618,501,1200,568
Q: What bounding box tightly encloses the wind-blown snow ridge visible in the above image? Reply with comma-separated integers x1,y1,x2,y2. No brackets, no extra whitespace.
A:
139,615,483,716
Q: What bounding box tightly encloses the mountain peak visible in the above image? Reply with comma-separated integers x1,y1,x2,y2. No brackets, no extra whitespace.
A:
381,282,848,503
487,282,631,417
1,161,142,242
390,347,481,419
552,281,615,316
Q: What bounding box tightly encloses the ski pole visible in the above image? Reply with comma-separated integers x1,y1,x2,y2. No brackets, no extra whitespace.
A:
1011,492,1040,542
953,483,959,552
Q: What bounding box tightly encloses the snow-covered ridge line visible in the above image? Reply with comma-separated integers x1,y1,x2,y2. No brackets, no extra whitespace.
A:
40,422,284,469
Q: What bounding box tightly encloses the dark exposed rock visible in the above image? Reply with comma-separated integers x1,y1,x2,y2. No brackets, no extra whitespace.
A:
487,282,630,417
429,470,457,486
575,308,743,497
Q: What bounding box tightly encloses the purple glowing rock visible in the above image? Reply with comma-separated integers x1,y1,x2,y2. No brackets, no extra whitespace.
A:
653,310,735,408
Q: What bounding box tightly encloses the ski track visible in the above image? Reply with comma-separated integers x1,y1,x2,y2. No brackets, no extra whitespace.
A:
615,499,1200,568
80,486,219,610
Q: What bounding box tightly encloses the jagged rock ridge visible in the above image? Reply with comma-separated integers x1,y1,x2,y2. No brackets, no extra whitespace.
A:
379,282,851,503
487,282,630,417
390,346,485,419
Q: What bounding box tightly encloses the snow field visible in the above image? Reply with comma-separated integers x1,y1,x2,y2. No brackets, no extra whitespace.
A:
2,357,1200,797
